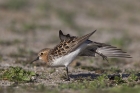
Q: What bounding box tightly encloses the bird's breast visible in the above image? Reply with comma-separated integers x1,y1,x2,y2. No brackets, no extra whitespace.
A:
50,43,87,67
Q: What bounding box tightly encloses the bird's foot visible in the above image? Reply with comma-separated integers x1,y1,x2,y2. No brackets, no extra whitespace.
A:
102,55,108,62
97,52,108,62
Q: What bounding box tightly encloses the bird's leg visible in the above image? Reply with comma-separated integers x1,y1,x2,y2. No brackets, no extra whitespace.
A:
65,67,70,81
96,52,108,62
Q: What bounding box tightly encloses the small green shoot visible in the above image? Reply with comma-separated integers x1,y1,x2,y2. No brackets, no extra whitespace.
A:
128,74,138,82
114,76,126,84
0,66,36,82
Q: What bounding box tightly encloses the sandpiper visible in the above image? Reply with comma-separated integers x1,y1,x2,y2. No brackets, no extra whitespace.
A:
31,30,131,80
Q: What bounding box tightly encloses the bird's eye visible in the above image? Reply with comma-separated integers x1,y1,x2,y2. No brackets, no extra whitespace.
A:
40,52,43,55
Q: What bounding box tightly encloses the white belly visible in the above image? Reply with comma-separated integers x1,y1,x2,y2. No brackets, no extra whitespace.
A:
51,43,86,67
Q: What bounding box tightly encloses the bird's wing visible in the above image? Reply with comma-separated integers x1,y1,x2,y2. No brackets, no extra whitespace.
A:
92,42,131,58
59,30,131,59
50,30,96,58
82,41,131,58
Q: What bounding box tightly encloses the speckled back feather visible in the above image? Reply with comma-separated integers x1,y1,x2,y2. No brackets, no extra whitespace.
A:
48,30,96,61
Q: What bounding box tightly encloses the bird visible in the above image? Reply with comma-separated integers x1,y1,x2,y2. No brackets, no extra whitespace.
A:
31,30,131,81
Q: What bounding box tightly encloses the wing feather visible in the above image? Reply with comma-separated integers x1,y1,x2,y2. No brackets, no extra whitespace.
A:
59,30,131,59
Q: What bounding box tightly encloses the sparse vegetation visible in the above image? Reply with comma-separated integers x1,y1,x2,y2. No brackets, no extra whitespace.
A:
0,66,36,82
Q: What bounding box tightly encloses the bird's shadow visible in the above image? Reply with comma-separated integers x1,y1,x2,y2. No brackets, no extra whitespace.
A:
69,73,140,80
69,73,99,80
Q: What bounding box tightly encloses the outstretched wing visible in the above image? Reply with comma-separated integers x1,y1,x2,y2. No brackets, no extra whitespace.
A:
81,41,131,58
59,30,131,60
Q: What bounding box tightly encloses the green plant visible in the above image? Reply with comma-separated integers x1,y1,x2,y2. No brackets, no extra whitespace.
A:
93,74,108,88
128,74,138,82
59,74,108,90
114,76,125,84
0,66,36,82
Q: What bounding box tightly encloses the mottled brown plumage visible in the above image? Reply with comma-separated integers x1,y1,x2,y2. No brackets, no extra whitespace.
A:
48,30,96,62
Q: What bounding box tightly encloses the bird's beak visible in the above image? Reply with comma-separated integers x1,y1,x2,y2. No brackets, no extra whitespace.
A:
30,56,39,64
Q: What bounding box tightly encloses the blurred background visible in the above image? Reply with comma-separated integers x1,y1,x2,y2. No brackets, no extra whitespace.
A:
0,0,140,69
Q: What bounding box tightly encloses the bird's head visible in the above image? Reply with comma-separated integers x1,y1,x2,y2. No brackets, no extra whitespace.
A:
31,48,51,64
